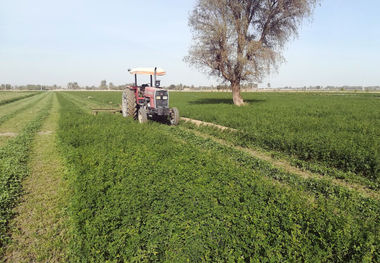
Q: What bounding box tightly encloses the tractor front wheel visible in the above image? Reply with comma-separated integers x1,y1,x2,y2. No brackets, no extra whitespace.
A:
169,107,180,126
138,107,148,123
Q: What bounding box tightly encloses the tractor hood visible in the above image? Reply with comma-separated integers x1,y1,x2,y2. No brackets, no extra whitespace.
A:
129,67,166,76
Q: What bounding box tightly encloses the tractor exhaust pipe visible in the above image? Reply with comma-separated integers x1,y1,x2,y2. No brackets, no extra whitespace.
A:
154,67,157,87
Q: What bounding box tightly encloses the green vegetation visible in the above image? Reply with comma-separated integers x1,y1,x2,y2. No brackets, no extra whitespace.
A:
63,91,121,108
0,93,52,148
0,94,52,254
74,91,379,187
0,91,378,262
0,91,39,106
169,92,380,186
4,94,69,262
61,91,120,114
0,93,45,126
57,93,379,262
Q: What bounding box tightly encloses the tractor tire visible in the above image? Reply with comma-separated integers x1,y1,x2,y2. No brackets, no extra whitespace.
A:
122,89,137,118
170,107,180,126
138,107,148,124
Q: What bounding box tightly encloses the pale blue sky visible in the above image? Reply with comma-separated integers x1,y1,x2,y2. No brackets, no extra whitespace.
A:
1,0,379,87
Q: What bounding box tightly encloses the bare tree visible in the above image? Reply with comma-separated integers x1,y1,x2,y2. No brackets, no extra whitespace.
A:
186,0,318,105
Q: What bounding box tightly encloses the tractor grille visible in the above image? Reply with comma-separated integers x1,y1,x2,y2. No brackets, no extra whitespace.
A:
157,99,168,108
156,98,168,108
156,91,168,108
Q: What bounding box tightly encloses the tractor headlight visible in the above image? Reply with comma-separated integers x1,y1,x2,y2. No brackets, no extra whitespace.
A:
163,96,168,100
156,96,161,100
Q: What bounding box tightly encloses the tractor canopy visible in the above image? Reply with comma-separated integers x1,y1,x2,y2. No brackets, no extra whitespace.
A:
129,67,166,76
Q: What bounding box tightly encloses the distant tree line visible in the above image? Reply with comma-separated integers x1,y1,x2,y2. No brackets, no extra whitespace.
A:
68,80,131,90
165,83,257,91
272,86,380,91
2,82,380,92
0,84,61,90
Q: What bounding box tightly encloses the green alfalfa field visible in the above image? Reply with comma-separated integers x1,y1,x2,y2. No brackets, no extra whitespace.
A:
0,90,379,262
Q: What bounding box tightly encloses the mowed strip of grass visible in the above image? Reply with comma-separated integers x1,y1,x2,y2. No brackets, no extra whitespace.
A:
0,92,45,121
57,94,378,262
0,94,53,256
0,95,46,140
0,92,39,106
60,91,119,113
62,91,121,108
0,93,50,148
4,93,69,262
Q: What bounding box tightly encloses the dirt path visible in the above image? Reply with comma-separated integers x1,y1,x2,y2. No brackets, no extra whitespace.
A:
4,93,69,262
183,126,379,200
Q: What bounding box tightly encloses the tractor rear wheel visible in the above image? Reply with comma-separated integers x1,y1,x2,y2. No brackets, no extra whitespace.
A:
138,107,148,123
122,88,137,118
170,107,180,126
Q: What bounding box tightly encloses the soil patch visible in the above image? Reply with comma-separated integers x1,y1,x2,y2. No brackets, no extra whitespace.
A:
181,117,237,132
38,130,53,135
0,132,17,137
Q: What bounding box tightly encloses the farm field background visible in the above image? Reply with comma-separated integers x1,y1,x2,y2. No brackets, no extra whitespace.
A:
71,91,380,189
170,92,380,188
0,90,379,262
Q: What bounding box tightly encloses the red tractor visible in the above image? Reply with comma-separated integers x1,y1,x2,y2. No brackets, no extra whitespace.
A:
122,67,179,125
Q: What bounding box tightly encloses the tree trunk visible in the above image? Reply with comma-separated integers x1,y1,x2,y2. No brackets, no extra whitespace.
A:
231,81,245,106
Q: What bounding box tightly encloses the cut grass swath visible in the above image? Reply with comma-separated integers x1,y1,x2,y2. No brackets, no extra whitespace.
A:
0,94,52,255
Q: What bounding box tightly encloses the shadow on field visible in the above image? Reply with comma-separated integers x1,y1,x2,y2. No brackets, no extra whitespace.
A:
188,98,265,105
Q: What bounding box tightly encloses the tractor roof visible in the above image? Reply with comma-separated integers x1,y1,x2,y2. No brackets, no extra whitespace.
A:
129,67,166,76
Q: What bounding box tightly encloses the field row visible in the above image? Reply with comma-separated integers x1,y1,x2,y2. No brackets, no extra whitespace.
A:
0,92,52,254
0,91,39,106
56,92,379,262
